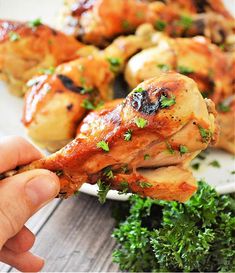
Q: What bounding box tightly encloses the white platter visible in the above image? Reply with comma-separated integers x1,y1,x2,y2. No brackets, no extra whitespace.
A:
0,0,234,201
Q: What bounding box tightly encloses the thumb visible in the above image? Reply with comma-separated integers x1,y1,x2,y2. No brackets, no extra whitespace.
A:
0,169,60,250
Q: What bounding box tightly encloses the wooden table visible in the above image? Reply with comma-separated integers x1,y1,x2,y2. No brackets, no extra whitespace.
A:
0,193,120,272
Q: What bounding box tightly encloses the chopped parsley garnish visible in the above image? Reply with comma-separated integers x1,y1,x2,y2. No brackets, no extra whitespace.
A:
121,164,129,174
81,99,96,110
124,129,132,141
177,65,194,74
97,179,110,204
157,64,170,72
166,141,174,154
209,160,221,168
55,170,63,177
155,20,166,31
103,167,114,179
135,117,148,128
218,103,231,113
197,152,206,160
179,145,188,155
191,162,200,170
198,125,211,143
97,140,110,152
9,31,20,42
160,94,176,108
38,66,55,75
133,87,145,93
28,18,42,28
178,15,193,29
138,181,152,188
118,181,129,194
144,154,150,160
107,57,121,73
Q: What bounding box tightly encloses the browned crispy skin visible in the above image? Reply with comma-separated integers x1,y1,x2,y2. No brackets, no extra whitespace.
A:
20,73,217,202
0,20,83,95
61,0,234,47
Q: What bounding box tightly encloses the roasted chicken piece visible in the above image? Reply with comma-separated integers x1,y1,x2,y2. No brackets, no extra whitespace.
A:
125,31,233,105
22,27,165,151
0,19,83,96
61,0,234,47
22,55,114,151
19,73,217,202
215,96,235,154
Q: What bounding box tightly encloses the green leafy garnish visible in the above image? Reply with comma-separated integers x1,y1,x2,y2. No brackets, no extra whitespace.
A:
97,179,110,204
135,117,148,128
28,18,42,28
166,141,174,154
178,15,193,29
191,162,200,170
198,125,212,143
155,20,166,31
138,181,152,188
38,66,55,75
133,87,145,93
97,140,109,152
55,170,63,177
218,103,231,113
121,164,129,174
144,154,150,160
81,99,96,110
177,65,194,74
124,129,132,141
8,31,20,41
119,181,129,194
103,167,114,179
107,57,121,73
209,160,221,168
179,145,188,155
157,64,170,72
112,181,235,272
160,94,176,108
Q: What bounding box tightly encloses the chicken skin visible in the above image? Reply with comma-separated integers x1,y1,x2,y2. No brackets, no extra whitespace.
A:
61,0,234,47
19,73,217,202
0,20,83,96
22,27,165,151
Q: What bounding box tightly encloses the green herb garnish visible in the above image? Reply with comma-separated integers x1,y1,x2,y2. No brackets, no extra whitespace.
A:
135,117,148,128
121,164,129,174
177,65,194,74
97,140,109,152
209,160,221,168
138,181,152,188
231,170,235,175
160,94,176,108
179,145,188,155
124,129,132,141
198,125,211,143
28,18,42,28
166,141,174,154
218,103,231,113
8,31,20,42
155,20,166,31
178,15,193,29
157,64,170,72
118,181,129,194
103,167,114,179
97,179,110,204
81,99,96,110
144,154,150,160
55,170,63,177
38,66,55,75
107,57,121,73
191,162,200,170
122,20,131,29
133,87,145,93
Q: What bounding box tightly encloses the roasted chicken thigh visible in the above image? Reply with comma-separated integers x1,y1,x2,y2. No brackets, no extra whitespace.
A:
19,73,217,202
0,20,83,95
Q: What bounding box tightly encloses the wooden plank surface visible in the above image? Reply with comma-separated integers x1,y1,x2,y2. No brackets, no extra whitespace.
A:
10,193,120,272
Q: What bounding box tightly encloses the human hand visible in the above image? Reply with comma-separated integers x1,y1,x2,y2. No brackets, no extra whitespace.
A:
0,136,60,272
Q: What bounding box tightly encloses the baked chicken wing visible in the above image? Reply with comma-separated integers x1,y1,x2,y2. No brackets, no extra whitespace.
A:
19,73,218,202
60,0,234,47
0,20,83,96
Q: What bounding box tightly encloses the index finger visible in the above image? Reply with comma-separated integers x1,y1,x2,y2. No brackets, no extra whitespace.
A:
0,136,43,173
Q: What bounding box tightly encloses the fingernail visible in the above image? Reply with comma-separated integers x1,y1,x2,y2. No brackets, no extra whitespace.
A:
25,175,58,207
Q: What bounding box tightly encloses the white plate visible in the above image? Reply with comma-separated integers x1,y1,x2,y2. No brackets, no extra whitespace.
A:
0,0,234,201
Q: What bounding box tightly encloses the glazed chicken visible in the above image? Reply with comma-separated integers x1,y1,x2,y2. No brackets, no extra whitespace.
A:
19,73,217,202
22,26,165,151
0,20,83,96
61,0,234,47
125,28,234,153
